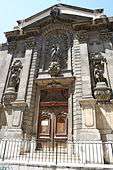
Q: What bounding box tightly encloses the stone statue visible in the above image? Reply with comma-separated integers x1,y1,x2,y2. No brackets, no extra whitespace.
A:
92,53,108,86
94,67,108,86
3,60,23,106
8,60,23,90
51,44,60,62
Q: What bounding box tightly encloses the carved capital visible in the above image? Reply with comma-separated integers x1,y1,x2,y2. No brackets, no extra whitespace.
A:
25,37,36,49
76,31,88,43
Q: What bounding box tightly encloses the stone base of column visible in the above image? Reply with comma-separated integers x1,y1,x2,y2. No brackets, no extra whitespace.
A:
0,126,23,139
75,129,101,141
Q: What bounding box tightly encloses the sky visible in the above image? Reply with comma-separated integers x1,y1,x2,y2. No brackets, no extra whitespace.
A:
0,0,113,43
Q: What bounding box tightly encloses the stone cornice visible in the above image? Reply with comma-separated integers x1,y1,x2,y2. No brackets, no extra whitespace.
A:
5,20,113,43
5,29,40,42
73,21,113,31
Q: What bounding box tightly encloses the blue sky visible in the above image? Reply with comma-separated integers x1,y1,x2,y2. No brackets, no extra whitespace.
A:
0,0,113,43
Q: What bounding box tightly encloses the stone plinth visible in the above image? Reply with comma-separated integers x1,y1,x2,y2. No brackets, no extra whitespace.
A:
0,127,23,139
78,98,101,141
12,100,27,128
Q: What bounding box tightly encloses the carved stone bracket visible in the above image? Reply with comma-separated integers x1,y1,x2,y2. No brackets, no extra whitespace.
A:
76,31,88,43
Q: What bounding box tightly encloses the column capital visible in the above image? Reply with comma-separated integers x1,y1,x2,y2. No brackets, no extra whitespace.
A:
76,31,88,43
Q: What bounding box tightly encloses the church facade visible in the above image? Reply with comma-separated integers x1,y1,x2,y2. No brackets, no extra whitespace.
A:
0,3,113,169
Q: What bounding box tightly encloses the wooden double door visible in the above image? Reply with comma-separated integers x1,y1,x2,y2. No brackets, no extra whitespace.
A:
37,88,68,142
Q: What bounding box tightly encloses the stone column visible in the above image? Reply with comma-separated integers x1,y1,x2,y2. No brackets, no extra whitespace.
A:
77,31,92,98
79,98,101,141
17,49,32,100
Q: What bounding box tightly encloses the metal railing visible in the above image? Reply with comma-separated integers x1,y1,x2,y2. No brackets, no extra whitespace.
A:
0,139,113,166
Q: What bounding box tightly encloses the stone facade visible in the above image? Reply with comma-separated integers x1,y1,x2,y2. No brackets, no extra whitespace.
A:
0,3,113,169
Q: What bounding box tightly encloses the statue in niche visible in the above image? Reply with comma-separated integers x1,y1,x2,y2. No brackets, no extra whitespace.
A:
51,44,60,62
94,66,108,86
3,60,23,106
43,33,68,71
8,60,23,91
92,53,108,86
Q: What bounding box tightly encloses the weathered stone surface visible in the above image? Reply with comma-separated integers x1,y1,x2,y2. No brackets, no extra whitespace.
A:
0,51,12,102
